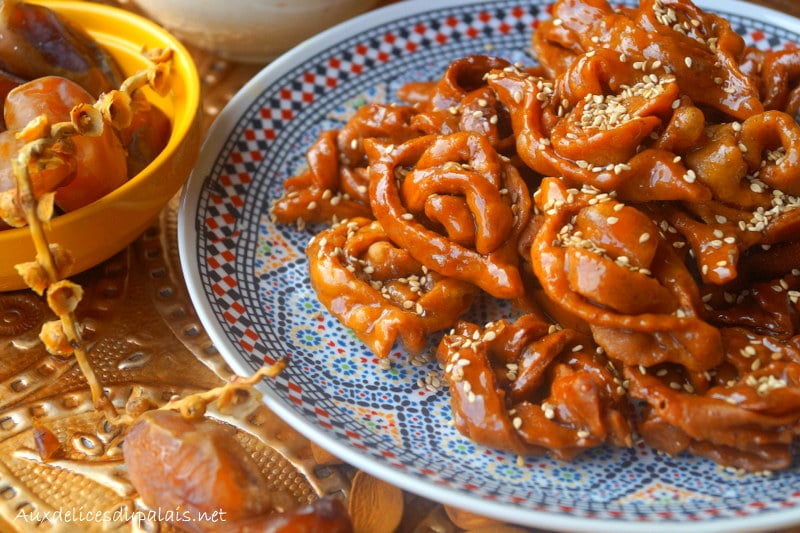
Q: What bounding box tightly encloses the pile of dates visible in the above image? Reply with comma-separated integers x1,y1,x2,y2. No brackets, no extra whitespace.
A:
0,0,170,225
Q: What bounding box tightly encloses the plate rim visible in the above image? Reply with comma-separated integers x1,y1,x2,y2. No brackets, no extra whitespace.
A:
178,0,800,531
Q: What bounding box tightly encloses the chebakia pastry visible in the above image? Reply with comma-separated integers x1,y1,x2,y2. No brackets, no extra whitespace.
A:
307,217,477,357
366,131,532,298
435,313,634,459
272,0,800,472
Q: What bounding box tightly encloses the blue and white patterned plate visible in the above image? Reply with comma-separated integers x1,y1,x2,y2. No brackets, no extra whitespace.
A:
178,1,800,531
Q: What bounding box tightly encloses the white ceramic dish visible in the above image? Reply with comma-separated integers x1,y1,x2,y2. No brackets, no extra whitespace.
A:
132,0,381,63
179,1,800,531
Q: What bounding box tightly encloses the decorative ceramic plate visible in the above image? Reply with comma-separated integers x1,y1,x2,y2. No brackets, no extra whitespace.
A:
179,1,800,531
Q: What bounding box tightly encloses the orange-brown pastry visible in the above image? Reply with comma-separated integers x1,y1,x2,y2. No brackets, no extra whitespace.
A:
530,178,723,372
366,131,531,299
625,327,800,472
307,216,478,358
436,314,632,460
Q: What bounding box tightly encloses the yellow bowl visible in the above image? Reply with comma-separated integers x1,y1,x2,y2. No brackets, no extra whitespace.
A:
0,1,202,291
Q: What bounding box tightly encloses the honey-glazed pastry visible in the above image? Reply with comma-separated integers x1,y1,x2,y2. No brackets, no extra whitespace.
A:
624,327,800,472
366,131,531,299
436,313,633,460
398,54,518,154
743,46,800,116
532,0,762,120
488,60,711,202
306,216,478,358
652,110,800,285
271,103,420,226
529,178,723,372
